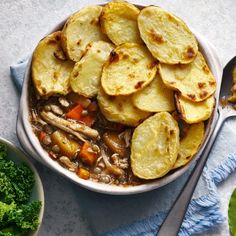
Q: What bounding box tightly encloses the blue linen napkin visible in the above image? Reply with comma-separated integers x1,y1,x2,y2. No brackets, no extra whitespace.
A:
10,58,236,236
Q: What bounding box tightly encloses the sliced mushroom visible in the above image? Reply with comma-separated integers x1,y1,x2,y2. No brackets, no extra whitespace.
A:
50,104,63,116
31,110,47,125
111,153,129,169
118,129,132,148
101,149,124,176
58,97,70,107
40,111,87,142
103,132,126,157
59,156,78,172
40,111,100,141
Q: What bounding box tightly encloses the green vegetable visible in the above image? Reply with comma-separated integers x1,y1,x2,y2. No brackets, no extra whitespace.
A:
229,188,236,236
0,143,41,236
0,145,7,160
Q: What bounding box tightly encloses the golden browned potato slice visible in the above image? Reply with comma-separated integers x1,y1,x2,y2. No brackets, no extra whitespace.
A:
61,5,108,62
32,31,74,96
228,67,236,102
173,122,204,169
97,87,151,126
159,52,216,102
131,112,179,179
175,94,215,124
228,92,236,102
132,72,175,112
70,41,114,98
233,67,236,83
100,1,142,45
101,43,157,96
138,6,198,64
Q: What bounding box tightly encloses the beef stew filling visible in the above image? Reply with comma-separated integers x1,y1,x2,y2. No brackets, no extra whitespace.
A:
30,91,144,186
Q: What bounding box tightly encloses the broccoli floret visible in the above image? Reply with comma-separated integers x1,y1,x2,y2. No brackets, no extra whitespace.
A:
0,201,41,235
0,202,16,228
0,173,15,204
0,144,7,160
8,201,42,231
0,143,42,235
0,157,34,204
0,226,27,236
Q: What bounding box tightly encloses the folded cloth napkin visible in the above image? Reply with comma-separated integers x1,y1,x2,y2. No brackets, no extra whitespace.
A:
10,58,236,236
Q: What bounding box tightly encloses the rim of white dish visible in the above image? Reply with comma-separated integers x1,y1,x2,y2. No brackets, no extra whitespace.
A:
18,4,222,195
0,137,45,235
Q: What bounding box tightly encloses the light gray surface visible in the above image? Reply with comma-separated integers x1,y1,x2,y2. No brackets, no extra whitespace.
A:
0,0,236,235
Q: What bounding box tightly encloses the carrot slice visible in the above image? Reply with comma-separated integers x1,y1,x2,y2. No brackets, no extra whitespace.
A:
66,104,83,121
38,131,46,142
79,115,95,127
77,167,90,180
79,142,98,166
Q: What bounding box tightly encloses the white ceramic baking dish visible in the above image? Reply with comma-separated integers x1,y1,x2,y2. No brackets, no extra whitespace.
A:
16,4,222,195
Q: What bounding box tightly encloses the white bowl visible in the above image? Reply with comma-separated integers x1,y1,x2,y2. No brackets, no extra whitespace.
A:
16,4,223,195
0,137,44,235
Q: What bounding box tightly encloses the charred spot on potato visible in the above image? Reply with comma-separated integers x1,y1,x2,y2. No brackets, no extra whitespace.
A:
169,129,174,135
90,18,99,25
147,61,158,69
73,71,79,78
122,54,129,60
109,51,119,63
187,94,196,100
117,103,123,112
169,81,176,85
41,87,47,95
128,73,135,79
54,50,67,61
76,39,82,45
167,14,176,22
186,46,195,59
53,72,59,80
132,58,139,63
198,82,206,88
209,81,216,86
47,39,57,44
199,90,208,99
202,65,210,73
149,29,164,44
134,81,144,89
55,34,61,41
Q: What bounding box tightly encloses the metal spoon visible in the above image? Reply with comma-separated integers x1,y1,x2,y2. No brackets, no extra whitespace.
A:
157,56,236,236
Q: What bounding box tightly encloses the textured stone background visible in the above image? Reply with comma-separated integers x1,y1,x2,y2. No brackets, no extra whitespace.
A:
0,0,235,235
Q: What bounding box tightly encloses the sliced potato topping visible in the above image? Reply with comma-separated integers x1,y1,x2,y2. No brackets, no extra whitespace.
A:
32,31,74,96
228,67,236,102
131,112,179,179
138,6,198,64
132,72,175,112
70,41,114,97
97,87,151,127
175,94,215,124
100,1,142,45
159,52,216,102
173,122,204,169
101,43,157,96
31,3,217,184
61,5,108,62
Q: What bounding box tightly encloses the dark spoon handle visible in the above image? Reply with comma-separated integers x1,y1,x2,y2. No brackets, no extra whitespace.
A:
157,111,224,236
